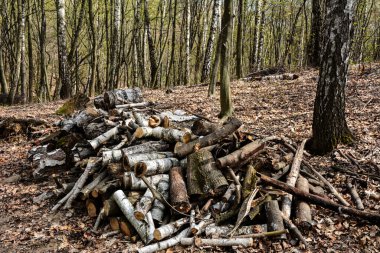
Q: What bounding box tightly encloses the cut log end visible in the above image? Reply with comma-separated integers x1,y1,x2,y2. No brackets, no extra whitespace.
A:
134,128,146,139
153,230,163,241
134,163,147,178
134,211,146,221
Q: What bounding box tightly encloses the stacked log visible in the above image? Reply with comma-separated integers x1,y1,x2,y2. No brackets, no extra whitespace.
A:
27,88,380,252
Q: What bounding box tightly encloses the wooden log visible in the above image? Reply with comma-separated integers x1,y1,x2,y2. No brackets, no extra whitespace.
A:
134,158,179,177
180,237,254,247
216,140,265,169
102,141,170,165
170,167,191,213
109,217,121,231
234,230,289,238
281,212,309,248
134,126,191,143
191,120,218,136
242,164,258,199
86,199,97,217
72,107,100,128
88,126,119,150
112,190,150,244
123,172,169,190
133,111,149,127
347,183,364,210
205,224,256,237
151,177,170,223
148,115,170,128
282,139,307,219
295,176,312,230
84,122,111,139
93,208,104,231
116,101,152,109
103,198,122,217
107,163,125,178
32,148,66,178
134,189,154,220
265,199,286,240
175,117,242,158
187,149,228,197
103,88,143,108
123,152,174,170
153,217,189,241
160,111,198,122
90,176,114,198
309,184,325,196
259,173,380,224
120,219,133,238
137,227,190,253
190,213,212,235
80,171,108,200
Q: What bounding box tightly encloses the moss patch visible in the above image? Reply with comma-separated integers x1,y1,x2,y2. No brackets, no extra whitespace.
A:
56,93,90,116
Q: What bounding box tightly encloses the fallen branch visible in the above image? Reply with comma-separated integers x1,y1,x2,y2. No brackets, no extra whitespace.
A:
180,237,254,247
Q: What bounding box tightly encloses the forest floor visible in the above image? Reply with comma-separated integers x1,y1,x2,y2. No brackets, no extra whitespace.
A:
0,64,379,252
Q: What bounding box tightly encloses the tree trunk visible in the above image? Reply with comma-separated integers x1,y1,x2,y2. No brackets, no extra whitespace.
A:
218,0,234,118
184,0,190,85
109,0,121,89
309,0,355,155
255,0,266,71
236,0,244,78
26,1,34,103
307,0,322,67
55,0,70,99
144,0,159,88
88,0,97,97
38,0,48,102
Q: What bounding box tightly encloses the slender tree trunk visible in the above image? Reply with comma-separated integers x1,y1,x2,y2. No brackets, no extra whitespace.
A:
236,0,244,78
27,1,34,103
249,0,260,70
109,0,121,89
219,0,233,118
184,0,190,85
88,0,97,96
0,45,8,95
8,0,25,104
55,0,70,99
20,0,26,103
38,0,48,102
201,0,220,83
309,0,355,155
165,0,177,89
144,0,159,88
307,0,322,67
255,0,266,71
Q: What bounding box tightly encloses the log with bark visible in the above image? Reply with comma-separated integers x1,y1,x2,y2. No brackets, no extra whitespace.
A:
151,177,170,223
175,117,242,157
265,198,286,240
134,126,191,143
32,148,66,178
169,167,191,213
191,120,218,136
180,237,254,247
134,158,179,177
134,189,154,220
123,172,169,190
103,88,144,109
295,176,313,230
123,152,174,170
187,149,228,197
153,217,189,240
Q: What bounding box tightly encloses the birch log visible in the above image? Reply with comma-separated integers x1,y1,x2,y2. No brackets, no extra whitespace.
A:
153,217,189,240
134,189,154,220
102,141,169,165
282,139,307,219
32,148,66,178
88,126,119,150
123,172,169,190
134,158,179,177
137,227,190,253
180,237,254,247
80,171,108,200
170,167,191,213
133,111,149,127
134,126,191,143
112,190,150,244
151,177,170,223
123,152,174,169
347,183,364,210
295,176,312,229
205,224,256,237
265,199,286,240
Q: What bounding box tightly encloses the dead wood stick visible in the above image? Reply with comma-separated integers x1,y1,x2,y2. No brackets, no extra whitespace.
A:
115,101,152,109
282,139,307,219
259,173,380,224
234,229,289,238
63,157,101,209
170,167,191,213
80,171,108,200
281,212,309,248
174,117,242,157
272,165,290,180
138,227,190,253
265,197,286,240
88,126,119,150
226,167,241,208
191,213,212,235
205,224,256,236
216,140,265,169
113,190,150,244
134,189,154,220
123,152,174,170
180,237,254,247
153,217,189,241
93,208,105,231
99,230,120,239
347,183,364,210
151,177,170,223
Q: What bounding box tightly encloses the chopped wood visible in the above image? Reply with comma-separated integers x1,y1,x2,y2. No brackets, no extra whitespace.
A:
259,173,380,224
103,198,122,217
132,111,149,127
124,152,174,170
205,224,256,237
112,190,150,244
123,172,169,190
134,189,154,220
180,237,254,247
80,171,108,200
234,229,289,238
216,140,265,168
191,120,218,136
242,164,258,199
138,227,190,253
134,157,179,177
103,88,143,109
347,182,364,210
170,167,191,213
153,217,189,241
295,176,313,230
32,148,66,178
134,126,191,143
265,198,286,240
187,149,228,197
86,199,97,217
282,139,307,219
88,126,119,150
151,177,170,223
175,117,242,157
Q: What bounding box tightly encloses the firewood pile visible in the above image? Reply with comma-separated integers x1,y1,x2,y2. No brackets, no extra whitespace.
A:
28,88,380,252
